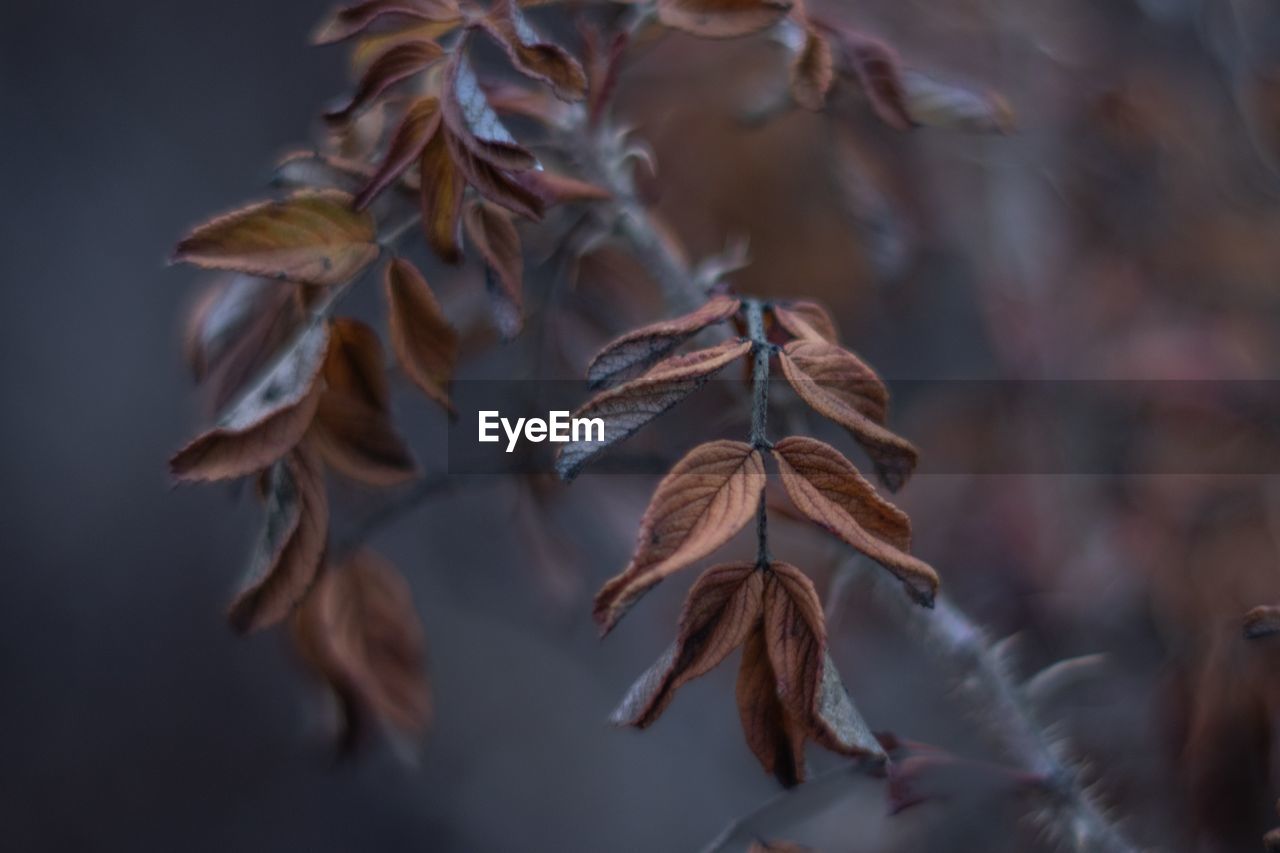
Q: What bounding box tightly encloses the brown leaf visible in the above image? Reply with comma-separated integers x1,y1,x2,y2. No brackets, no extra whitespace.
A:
445,129,545,220
325,40,445,122
772,300,839,344
791,27,834,111
173,191,379,287
900,70,1015,134
656,0,793,40
837,32,915,131
229,443,329,633
773,436,937,606
480,0,588,101
612,563,763,727
1245,605,1280,639
418,126,466,263
171,321,330,482
462,200,524,339
593,440,766,634
779,340,916,490
587,295,742,388
355,96,441,210
443,52,537,171
737,624,807,787
516,169,612,207
384,257,457,413
291,549,431,746
556,338,753,480
762,563,825,723
312,318,416,486
312,0,460,45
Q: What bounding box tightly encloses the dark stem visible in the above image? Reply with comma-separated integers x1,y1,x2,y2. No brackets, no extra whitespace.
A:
744,298,772,567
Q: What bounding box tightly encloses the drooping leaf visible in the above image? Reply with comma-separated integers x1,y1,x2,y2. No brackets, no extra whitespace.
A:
593,440,766,634
516,169,612,207
1245,605,1280,639
778,340,916,490
737,624,807,787
901,70,1015,134
443,52,538,170
418,126,466,262
384,257,457,413
762,563,825,724
291,549,431,746
837,32,915,131
462,200,524,339
479,0,588,101
445,129,545,220
772,436,937,606
355,96,442,210
587,295,742,388
791,27,834,111
771,299,839,344
171,321,330,482
656,0,793,40
312,0,460,45
556,339,753,480
325,40,445,122
612,563,763,727
812,651,885,760
229,443,329,633
173,191,379,287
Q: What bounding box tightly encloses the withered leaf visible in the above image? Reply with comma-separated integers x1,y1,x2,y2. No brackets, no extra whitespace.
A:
612,563,763,727
171,321,330,482
813,651,884,761
773,436,937,606
462,200,524,339
326,40,445,122
173,190,379,287
657,0,793,40
779,340,916,490
737,624,807,787
443,52,537,171
419,126,466,263
772,299,839,344
355,96,442,210
1245,605,1280,639
791,27,834,111
291,549,431,745
901,70,1015,134
586,295,742,389
593,440,766,634
445,129,545,221
384,257,457,413
480,0,588,102
312,0,460,45
516,169,612,207
838,32,915,131
556,338,753,480
229,443,329,633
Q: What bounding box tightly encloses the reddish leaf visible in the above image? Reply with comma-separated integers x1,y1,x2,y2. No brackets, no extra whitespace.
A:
445,129,545,221
326,40,445,122
384,257,458,413
656,0,793,39
593,440,766,634
312,0,460,45
612,563,764,727
737,624,807,787
443,52,538,171
229,443,329,633
355,96,441,210
791,27,834,111
479,0,588,101
779,340,916,490
586,295,742,388
838,32,915,131
772,300,839,345
762,563,825,723
418,126,466,263
773,436,937,606
171,321,330,482
516,169,612,207
173,191,379,287
462,200,524,339
556,338,753,479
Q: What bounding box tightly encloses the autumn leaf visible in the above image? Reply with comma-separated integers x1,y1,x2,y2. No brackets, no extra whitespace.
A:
778,340,916,490
312,0,460,45
443,52,538,171
1245,605,1280,639
229,443,329,633
772,436,938,606
593,441,766,634
900,70,1015,134
480,0,588,102
445,129,545,221
173,190,379,287
835,32,914,131
291,549,431,748
737,624,807,787
355,96,441,209
419,127,466,262
463,199,524,339
516,169,612,207
384,257,458,413
771,299,839,344
556,338,753,480
657,0,793,40
311,318,417,486
791,27,834,111
612,563,763,727
171,321,330,482
325,40,444,122
586,294,742,388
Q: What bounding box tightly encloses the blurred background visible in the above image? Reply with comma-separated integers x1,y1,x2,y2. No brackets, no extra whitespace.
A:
5,0,1280,850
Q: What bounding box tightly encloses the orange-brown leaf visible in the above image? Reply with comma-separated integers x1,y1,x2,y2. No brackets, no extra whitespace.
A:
480,0,588,101
229,443,329,633
612,563,763,727
355,96,441,210
326,40,444,122
445,129,545,221
312,0,459,45
587,295,742,388
384,257,457,413
593,440,766,634
516,169,612,207
657,0,793,39
463,200,524,339
791,27,834,111
737,625,807,787
173,191,378,287
779,340,915,490
773,436,937,606
171,321,330,482
772,299,839,344
419,126,466,263
556,338,753,479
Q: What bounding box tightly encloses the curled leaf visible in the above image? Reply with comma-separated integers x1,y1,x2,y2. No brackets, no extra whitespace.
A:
312,0,460,45
587,295,742,388
791,27,834,111
443,53,537,171
837,32,914,131
462,200,524,339
445,129,545,220
355,96,442,210
737,624,806,787
418,126,466,262
516,169,612,207
771,299,839,344
325,40,444,122
593,441,767,634
385,258,458,413
657,0,793,40
480,0,588,101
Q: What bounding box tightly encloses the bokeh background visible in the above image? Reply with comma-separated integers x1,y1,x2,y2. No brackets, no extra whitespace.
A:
5,0,1280,850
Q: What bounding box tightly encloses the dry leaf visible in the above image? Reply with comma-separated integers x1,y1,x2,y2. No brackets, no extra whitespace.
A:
772,300,839,344
384,257,457,413
480,0,588,102
229,443,329,633
837,32,915,131
772,436,937,606
171,321,330,482
419,127,466,263
556,338,753,480
901,70,1015,134
737,624,807,787
593,440,766,634
355,96,442,209
657,0,793,40
445,129,545,220
516,169,612,207
312,0,460,45
587,295,742,388
791,27,834,111
462,200,524,339
443,52,538,171
325,40,444,122
173,191,379,287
